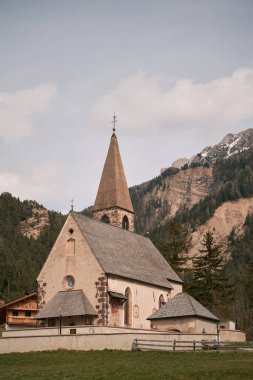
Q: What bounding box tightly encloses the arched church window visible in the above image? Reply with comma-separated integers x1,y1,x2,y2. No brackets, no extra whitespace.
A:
124,287,132,326
159,294,165,309
122,215,129,230
101,214,110,224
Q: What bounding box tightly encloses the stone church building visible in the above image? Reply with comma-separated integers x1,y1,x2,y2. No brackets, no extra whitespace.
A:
36,130,218,333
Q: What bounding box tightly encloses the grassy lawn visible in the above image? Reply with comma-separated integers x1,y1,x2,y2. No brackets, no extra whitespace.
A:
0,350,253,380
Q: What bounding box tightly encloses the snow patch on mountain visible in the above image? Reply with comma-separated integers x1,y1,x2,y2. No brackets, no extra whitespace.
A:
171,128,253,169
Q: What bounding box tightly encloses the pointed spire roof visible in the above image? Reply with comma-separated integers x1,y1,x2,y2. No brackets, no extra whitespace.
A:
93,133,134,213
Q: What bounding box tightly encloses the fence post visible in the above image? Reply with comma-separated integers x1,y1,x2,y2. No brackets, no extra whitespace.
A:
193,340,196,352
132,338,138,350
173,340,176,351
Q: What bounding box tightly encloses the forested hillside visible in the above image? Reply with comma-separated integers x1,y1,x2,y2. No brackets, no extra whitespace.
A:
0,193,65,302
148,149,253,337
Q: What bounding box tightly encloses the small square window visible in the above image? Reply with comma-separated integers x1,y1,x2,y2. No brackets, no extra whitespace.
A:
25,311,31,317
12,310,19,317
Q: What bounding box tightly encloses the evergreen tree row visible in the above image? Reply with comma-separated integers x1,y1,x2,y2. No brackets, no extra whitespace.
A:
0,193,65,302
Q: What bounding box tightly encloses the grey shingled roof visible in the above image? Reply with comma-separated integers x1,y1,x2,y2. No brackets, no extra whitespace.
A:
147,293,219,321
36,290,97,319
72,212,182,289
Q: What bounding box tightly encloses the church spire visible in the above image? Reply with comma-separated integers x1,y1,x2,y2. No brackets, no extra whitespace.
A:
92,118,134,231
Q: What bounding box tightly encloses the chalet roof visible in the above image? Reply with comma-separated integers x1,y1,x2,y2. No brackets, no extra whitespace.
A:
0,293,37,310
147,293,219,322
36,290,97,319
72,212,182,288
93,133,134,213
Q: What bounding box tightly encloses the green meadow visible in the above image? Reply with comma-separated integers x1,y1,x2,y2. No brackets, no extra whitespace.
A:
0,350,252,380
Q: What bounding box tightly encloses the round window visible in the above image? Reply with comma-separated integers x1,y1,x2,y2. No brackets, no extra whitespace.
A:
64,275,75,289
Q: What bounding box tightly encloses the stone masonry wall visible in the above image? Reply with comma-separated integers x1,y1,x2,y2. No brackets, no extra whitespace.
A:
95,276,108,325
93,208,134,232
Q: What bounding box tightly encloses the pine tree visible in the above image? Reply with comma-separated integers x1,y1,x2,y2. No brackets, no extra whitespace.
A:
190,231,229,310
158,219,192,273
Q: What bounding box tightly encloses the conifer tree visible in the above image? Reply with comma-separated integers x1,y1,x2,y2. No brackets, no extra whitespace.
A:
158,219,191,273
190,231,228,310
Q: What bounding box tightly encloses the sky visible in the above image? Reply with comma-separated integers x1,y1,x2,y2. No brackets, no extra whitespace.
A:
0,0,253,213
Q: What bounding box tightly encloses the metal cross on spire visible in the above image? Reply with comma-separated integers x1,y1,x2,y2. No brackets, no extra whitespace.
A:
70,199,74,211
111,113,117,133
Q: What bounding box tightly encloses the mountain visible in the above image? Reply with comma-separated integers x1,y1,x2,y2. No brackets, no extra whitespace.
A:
130,128,253,234
172,128,253,168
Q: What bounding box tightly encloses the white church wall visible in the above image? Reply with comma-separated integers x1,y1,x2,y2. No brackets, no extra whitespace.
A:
108,277,174,329
37,214,104,313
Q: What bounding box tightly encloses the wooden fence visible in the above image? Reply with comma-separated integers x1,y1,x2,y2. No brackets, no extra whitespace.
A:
133,338,253,353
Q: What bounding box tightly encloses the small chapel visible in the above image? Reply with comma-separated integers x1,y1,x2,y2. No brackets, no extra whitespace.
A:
36,124,219,334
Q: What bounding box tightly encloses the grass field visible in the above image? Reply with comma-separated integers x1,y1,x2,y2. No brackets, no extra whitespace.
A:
0,350,253,380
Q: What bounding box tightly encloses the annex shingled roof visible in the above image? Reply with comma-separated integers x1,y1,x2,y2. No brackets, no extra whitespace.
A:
72,212,182,289
147,293,219,321
93,133,134,213
36,290,97,319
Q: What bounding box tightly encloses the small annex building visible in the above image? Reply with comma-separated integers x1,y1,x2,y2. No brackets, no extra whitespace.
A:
37,290,97,327
147,293,219,334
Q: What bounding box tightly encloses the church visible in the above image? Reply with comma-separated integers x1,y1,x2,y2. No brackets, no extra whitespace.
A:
36,127,219,333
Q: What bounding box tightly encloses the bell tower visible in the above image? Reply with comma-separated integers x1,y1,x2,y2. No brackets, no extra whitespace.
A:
92,116,134,232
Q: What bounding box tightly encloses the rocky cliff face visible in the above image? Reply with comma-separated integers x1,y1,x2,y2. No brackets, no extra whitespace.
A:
146,166,213,218
131,166,213,233
188,197,253,261
20,207,50,239
132,128,253,235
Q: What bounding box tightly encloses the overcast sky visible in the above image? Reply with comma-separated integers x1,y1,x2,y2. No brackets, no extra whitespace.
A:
0,0,253,213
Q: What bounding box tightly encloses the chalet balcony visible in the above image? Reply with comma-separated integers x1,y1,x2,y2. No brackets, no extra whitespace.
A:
7,316,38,327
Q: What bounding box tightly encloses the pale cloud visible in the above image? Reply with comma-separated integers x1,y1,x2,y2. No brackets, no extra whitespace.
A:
0,162,64,207
0,83,56,143
90,68,253,133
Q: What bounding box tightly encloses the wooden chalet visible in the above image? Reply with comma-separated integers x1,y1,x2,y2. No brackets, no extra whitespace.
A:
0,293,38,328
